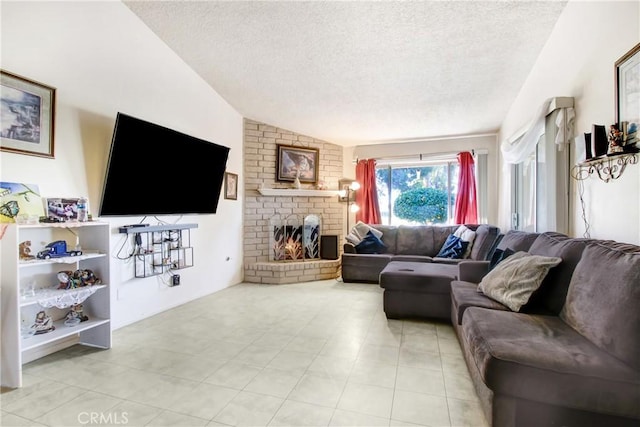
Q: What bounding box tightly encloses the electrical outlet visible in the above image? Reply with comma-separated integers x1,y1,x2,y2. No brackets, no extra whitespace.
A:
172,274,180,286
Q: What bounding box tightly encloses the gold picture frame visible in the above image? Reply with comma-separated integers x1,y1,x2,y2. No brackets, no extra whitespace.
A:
1,70,56,158
615,43,640,124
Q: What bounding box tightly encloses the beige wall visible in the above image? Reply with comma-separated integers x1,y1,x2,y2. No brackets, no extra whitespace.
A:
243,119,344,279
1,2,244,328
498,0,640,244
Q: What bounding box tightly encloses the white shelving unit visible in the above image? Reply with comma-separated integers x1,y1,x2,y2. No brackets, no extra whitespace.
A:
1,222,111,388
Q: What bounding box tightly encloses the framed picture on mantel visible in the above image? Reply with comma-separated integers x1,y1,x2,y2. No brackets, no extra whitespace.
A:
0,70,56,158
615,43,640,125
276,144,319,184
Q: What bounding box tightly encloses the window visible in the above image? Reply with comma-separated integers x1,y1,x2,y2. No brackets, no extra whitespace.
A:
376,162,459,225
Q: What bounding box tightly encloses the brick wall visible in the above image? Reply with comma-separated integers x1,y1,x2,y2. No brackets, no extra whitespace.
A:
243,119,344,282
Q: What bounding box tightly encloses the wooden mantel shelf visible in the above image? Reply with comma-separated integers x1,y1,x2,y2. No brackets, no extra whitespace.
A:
257,188,341,197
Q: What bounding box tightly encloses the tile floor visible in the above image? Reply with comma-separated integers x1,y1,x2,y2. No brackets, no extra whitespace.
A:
1,280,488,427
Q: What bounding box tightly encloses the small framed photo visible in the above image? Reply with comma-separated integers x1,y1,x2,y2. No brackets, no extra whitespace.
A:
276,144,319,183
615,43,640,124
224,172,238,200
45,198,79,221
1,70,56,158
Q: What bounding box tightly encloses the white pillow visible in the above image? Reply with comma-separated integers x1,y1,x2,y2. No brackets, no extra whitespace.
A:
478,251,562,312
454,225,476,258
345,232,362,246
352,221,383,241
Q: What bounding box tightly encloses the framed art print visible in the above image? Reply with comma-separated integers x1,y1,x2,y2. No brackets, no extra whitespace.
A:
615,43,640,125
276,144,319,183
224,172,238,200
0,70,56,158
0,182,45,223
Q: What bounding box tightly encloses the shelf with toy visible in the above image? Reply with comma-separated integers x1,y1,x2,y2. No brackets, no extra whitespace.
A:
18,251,106,268
20,284,107,308
21,316,110,352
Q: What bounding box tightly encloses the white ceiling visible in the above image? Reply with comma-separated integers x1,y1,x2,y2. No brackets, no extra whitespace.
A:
125,1,567,146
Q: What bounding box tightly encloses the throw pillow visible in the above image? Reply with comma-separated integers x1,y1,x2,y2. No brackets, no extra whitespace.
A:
454,225,476,258
436,234,469,259
488,248,515,271
352,221,383,241
478,251,562,312
354,231,387,254
345,232,361,246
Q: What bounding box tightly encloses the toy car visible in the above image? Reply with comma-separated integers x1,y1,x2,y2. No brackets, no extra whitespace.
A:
36,240,82,259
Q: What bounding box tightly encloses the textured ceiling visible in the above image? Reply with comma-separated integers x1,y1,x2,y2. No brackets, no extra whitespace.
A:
125,1,566,146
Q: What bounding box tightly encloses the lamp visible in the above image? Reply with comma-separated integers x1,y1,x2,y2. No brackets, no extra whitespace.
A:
338,180,360,231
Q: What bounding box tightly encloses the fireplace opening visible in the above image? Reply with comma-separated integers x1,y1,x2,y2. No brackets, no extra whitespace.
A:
270,214,321,261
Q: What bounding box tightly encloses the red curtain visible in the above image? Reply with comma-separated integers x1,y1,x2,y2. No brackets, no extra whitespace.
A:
454,151,478,224
355,159,382,224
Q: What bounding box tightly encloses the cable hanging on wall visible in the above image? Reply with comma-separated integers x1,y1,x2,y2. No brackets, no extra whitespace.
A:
577,179,591,239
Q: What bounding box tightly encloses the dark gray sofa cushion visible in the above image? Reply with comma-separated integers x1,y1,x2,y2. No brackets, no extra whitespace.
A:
560,241,640,371
470,225,501,261
371,225,399,254
496,230,539,252
395,225,457,256
461,307,640,419
525,232,590,315
450,280,509,325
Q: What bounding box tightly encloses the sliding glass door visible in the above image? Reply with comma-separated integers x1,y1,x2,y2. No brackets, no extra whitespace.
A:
511,110,570,233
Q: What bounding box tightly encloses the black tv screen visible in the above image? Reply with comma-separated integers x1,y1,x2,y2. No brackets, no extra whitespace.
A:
99,113,230,216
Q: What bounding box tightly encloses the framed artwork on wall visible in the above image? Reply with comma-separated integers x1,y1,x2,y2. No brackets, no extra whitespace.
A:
224,172,238,200
276,144,319,183
0,182,44,223
615,43,640,125
0,70,56,158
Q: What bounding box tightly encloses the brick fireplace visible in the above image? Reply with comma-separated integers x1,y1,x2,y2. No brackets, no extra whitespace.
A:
243,119,343,284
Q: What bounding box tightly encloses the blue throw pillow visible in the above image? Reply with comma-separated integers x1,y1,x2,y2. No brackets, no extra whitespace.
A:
436,234,469,259
489,247,515,271
355,231,387,254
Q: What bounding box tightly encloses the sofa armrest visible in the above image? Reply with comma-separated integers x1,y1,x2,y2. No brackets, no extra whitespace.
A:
343,243,356,254
458,261,490,283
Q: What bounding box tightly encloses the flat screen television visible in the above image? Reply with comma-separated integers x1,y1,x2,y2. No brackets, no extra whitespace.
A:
99,113,230,216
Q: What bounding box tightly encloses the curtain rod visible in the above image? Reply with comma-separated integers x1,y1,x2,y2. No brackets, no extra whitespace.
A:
353,149,489,164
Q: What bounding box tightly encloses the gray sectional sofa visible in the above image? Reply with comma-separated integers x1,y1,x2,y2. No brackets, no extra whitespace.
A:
453,232,640,426
341,224,501,283
379,229,640,427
